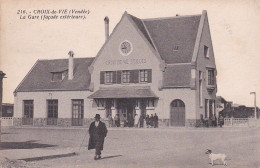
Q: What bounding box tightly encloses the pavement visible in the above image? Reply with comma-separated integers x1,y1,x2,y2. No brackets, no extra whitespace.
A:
1,127,260,168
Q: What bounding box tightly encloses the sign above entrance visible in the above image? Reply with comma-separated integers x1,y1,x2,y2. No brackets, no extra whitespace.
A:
105,58,147,65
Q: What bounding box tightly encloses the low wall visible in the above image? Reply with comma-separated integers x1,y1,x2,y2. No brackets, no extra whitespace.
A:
1,117,13,126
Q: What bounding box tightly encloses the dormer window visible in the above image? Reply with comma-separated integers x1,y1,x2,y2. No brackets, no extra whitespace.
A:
204,45,209,58
51,70,67,81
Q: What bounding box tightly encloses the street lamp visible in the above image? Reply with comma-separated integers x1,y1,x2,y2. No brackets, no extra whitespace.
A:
250,92,257,119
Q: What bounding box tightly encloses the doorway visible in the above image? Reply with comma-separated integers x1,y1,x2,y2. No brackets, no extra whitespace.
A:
117,99,136,127
170,99,185,126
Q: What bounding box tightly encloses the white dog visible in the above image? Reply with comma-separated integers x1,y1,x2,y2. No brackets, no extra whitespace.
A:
205,149,227,166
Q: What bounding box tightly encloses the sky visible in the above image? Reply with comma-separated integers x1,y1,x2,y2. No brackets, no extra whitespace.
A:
0,0,260,107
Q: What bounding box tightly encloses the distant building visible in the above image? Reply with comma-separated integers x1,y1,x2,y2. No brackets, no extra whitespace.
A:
216,96,233,117
14,11,217,127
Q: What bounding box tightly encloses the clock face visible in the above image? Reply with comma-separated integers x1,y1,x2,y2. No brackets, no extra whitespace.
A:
120,41,132,55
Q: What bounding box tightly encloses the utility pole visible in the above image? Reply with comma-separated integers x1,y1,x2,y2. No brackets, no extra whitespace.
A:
250,92,257,119
0,71,6,142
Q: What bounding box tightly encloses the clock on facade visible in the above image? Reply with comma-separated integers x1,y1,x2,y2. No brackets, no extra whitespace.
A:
120,41,132,55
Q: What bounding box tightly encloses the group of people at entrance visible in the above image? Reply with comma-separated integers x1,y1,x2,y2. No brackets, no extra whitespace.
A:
108,113,159,128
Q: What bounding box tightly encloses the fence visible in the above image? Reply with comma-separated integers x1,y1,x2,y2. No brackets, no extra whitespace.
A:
1,117,13,126
224,118,249,127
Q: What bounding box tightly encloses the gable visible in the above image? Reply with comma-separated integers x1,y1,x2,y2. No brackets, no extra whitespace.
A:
91,12,162,71
195,12,216,69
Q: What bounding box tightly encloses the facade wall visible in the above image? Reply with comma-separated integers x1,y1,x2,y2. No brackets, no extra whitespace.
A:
90,15,163,93
195,15,217,119
14,90,96,126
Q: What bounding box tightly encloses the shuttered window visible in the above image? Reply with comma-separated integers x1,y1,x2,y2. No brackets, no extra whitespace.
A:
140,69,152,83
105,71,113,84
100,69,151,84
122,71,130,83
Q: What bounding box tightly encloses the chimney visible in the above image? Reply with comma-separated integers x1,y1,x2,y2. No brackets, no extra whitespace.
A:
104,16,109,41
68,51,74,80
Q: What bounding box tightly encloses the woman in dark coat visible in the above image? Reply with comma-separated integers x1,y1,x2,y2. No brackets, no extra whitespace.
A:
88,114,108,160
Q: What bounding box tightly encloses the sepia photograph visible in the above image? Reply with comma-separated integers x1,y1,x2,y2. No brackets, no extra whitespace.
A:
0,0,259,167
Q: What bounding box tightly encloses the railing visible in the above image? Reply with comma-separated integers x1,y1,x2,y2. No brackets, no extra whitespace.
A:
1,117,13,126
224,118,249,127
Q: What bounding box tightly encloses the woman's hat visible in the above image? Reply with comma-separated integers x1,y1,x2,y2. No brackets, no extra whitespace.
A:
94,114,101,119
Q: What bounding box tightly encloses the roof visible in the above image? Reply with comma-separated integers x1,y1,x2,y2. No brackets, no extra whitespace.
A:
163,64,191,88
88,86,158,99
15,58,94,92
129,14,201,64
128,14,155,49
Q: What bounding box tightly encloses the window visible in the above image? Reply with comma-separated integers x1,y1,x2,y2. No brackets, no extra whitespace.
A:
47,100,58,125
204,45,209,58
51,71,67,81
105,71,113,84
95,99,105,107
72,100,84,119
140,70,148,82
208,69,215,85
23,100,34,118
52,72,62,81
146,99,155,107
72,100,84,126
122,71,130,83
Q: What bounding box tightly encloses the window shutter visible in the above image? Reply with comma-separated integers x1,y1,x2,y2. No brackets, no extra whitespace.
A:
147,69,152,83
117,71,121,84
130,70,134,83
100,71,105,84
112,71,117,83
134,70,139,83
133,70,139,83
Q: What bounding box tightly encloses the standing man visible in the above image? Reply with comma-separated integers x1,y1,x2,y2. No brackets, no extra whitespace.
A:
218,114,224,128
154,113,159,128
88,114,108,160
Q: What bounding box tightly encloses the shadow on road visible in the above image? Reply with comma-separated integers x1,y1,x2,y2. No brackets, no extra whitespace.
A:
0,140,57,150
99,155,122,160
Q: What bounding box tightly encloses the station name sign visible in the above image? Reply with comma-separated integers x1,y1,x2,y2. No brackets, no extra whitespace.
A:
105,58,147,65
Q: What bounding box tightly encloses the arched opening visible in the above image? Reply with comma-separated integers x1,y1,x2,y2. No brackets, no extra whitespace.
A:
170,99,185,126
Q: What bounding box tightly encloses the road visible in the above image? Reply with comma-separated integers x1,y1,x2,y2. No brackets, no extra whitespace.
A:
1,127,260,168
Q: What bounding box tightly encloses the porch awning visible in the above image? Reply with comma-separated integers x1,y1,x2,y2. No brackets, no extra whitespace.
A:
88,86,158,99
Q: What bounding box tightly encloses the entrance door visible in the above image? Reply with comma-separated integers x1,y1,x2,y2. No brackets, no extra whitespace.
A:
117,99,136,127
23,100,33,125
72,100,83,126
170,99,185,126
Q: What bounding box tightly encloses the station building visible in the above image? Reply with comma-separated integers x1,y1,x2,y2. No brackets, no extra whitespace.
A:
13,10,217,127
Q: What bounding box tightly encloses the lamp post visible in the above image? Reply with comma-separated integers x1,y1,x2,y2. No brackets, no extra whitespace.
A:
250,92,257,119
0,71,6,143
